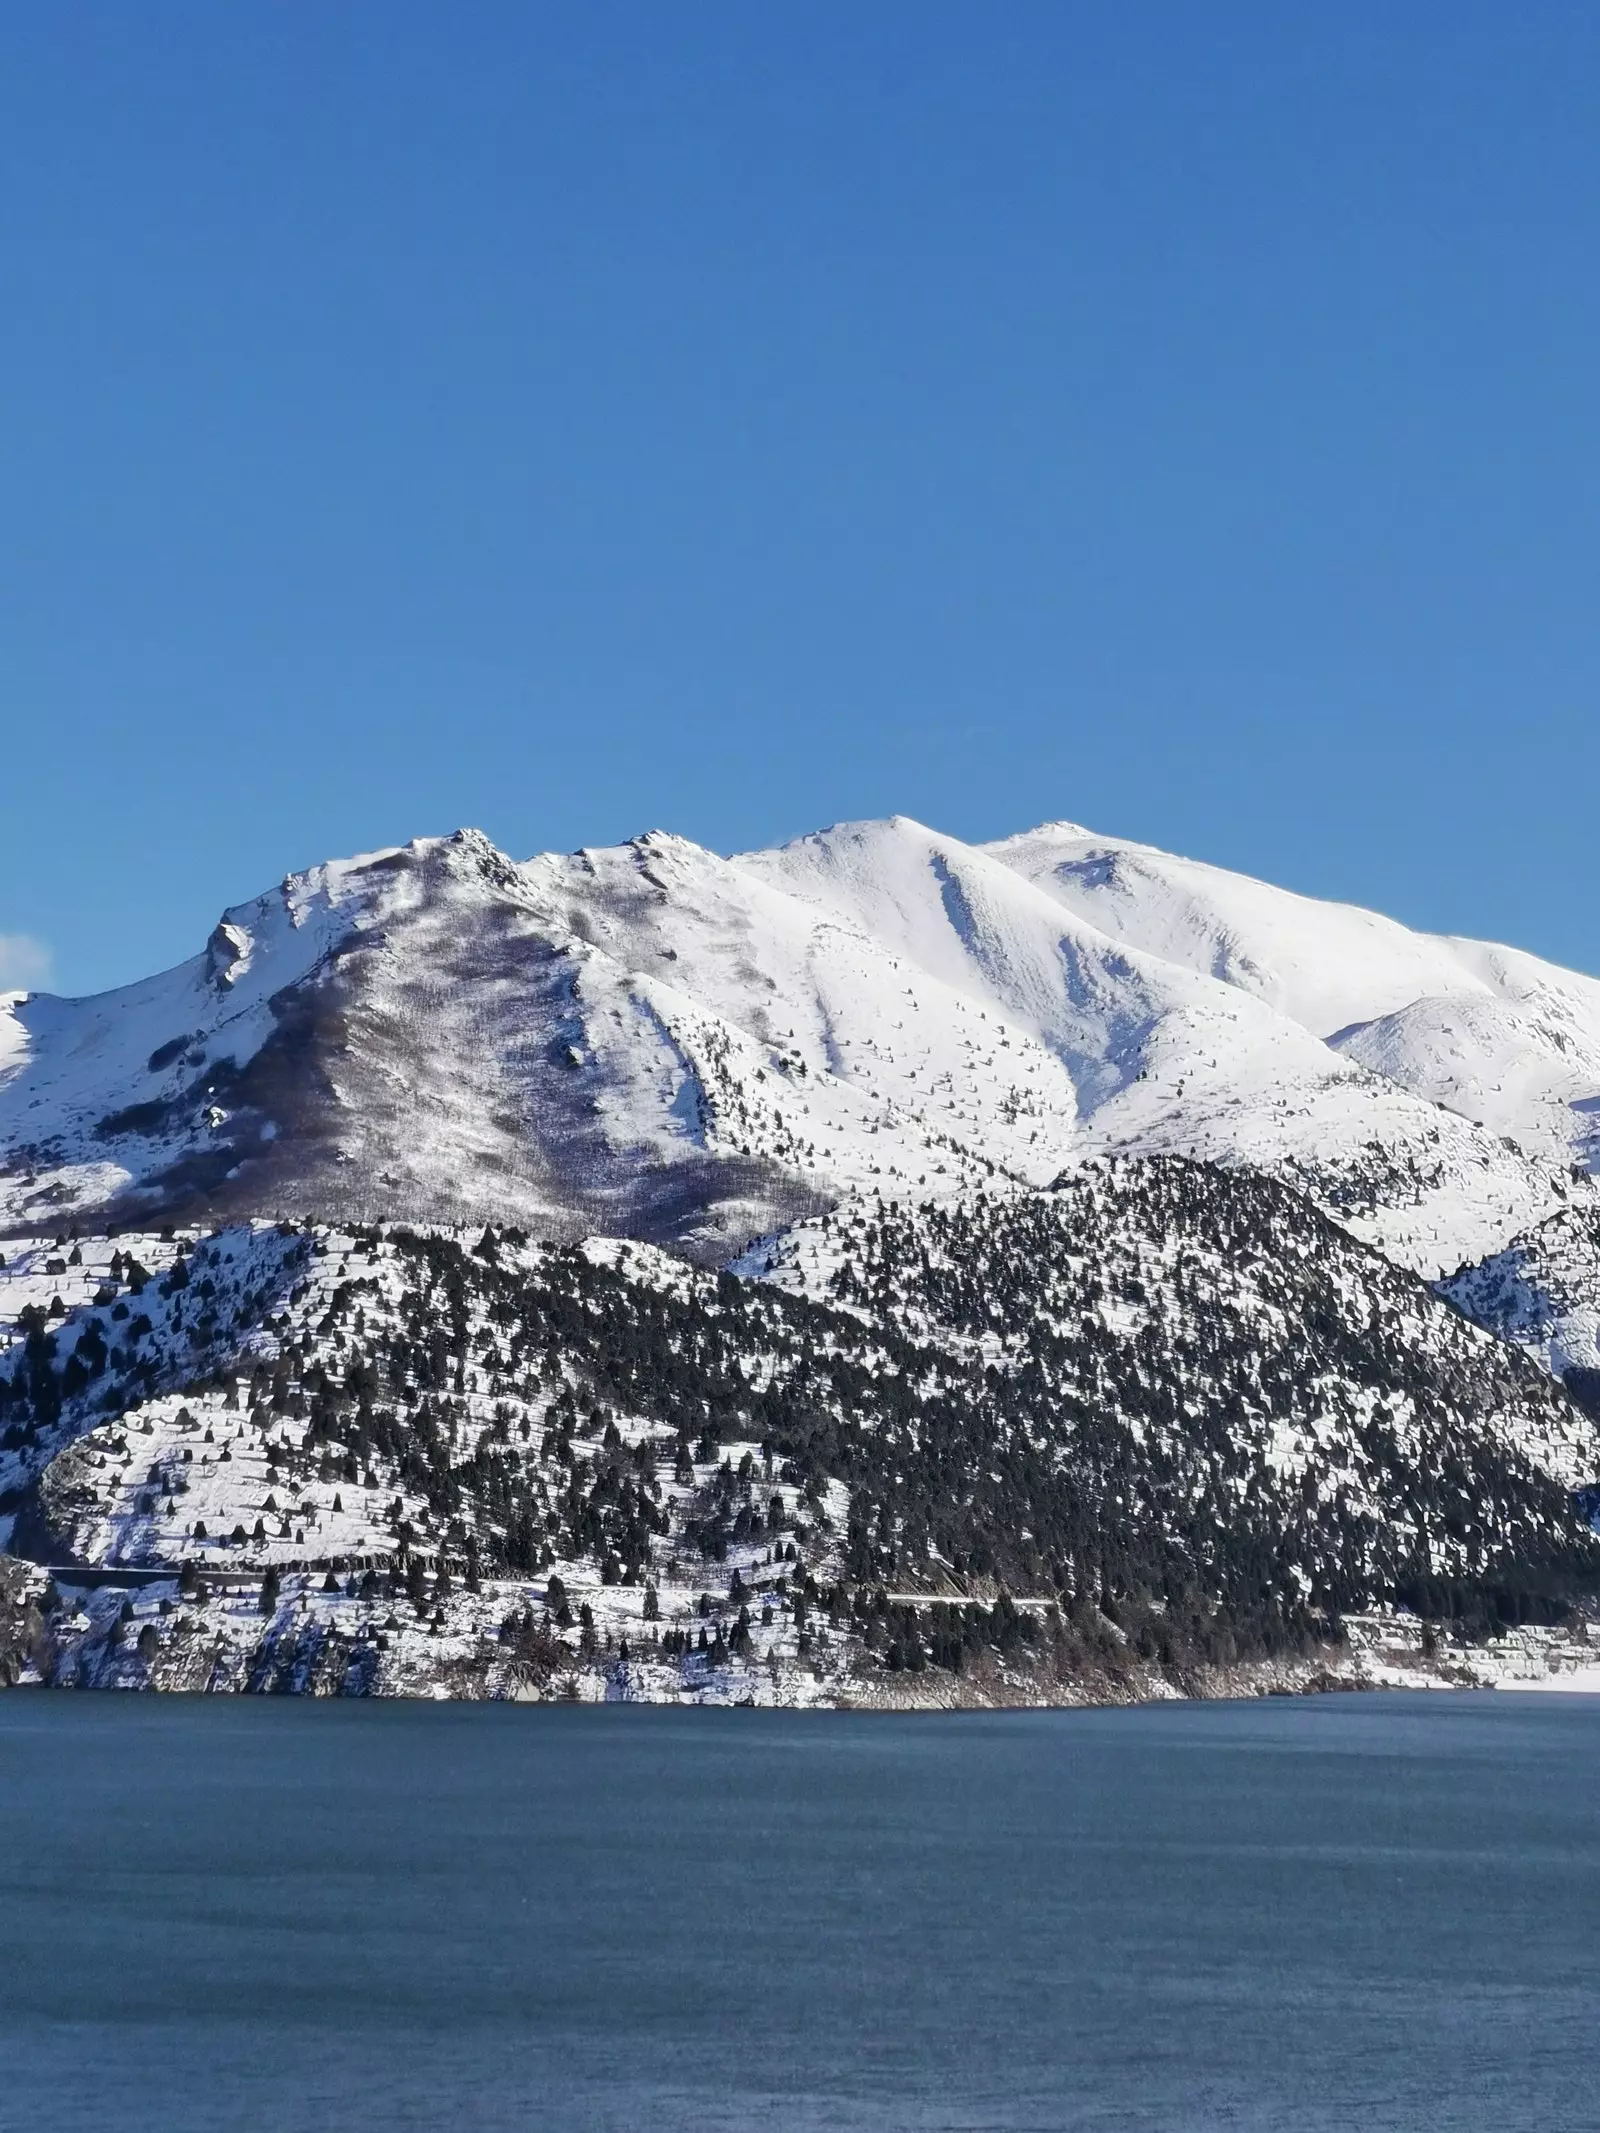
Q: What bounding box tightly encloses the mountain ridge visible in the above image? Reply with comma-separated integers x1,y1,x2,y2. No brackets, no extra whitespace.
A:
3,815,1595,1276
5,812,1600,1703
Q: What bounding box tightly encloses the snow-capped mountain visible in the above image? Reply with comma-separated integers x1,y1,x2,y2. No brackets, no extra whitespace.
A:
2,816,1595,1277
6,814,1600,1706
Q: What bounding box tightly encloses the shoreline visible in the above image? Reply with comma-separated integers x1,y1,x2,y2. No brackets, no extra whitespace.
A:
7,1602,1598,1707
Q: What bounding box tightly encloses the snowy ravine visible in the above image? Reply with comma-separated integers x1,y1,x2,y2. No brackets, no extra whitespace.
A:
4,813,1600,1704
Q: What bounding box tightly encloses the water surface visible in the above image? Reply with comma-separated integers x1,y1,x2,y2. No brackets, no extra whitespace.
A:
2,1691,1597,2131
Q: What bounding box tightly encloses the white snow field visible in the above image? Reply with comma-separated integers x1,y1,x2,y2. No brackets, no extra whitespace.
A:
2,816,1596,1276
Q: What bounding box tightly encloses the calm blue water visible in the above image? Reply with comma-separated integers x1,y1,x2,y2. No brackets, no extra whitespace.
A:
2,1692,1598,2132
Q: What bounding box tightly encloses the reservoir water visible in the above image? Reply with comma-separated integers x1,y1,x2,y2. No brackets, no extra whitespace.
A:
2,1691,1597,2131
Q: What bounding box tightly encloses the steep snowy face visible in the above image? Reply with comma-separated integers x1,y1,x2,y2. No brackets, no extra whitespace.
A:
1440,1206,1600,1388
737,815,1291,1112
986,824,1483,1034
0,841,385,1228
1,814,1593,1275
987,822,1600,1178
738,817,1584,1273
516,825,1089,1180
0,828,1089,1255
739,814,1446,1160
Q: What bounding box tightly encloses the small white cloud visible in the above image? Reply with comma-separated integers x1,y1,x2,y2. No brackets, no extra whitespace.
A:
0,934,52,992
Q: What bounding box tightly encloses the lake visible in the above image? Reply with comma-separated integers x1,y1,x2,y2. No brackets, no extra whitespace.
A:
1,1691,1597,2131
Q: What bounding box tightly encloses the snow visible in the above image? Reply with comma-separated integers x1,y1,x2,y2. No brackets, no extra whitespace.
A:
0,1222,311,1505
10,1216,871,1704
9,809,1600,1708
1438,1205,1600,1379
2,814,1596,1280
988,821,1600,1188
11,1195,1600,1709
1497,1661,1600,1693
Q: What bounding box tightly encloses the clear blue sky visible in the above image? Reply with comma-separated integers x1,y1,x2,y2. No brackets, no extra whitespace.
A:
5,5,1599,996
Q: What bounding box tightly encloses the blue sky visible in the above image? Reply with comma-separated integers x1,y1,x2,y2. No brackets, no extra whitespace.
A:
5,5,1599,996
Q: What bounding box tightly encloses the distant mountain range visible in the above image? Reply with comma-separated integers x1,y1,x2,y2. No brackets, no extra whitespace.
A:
3,817,1598,1704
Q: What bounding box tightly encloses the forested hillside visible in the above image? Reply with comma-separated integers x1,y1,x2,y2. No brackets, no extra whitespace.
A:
4,1156,1597,1701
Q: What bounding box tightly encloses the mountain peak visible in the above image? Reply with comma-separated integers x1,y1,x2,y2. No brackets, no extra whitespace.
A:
2,809,1596,1272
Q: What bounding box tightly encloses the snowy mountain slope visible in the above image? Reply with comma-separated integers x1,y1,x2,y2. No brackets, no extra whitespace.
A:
1328,992,1600,1174
0,1222,311,1541
0,855,362,1222
0,816,1592,1275
988,822,1600,1179
1439,1206,1600,1393
742,817,1586,1271
739,814,1311,1115
744,1159,1600,1502
8,1159,1600,1702
0,828,1077,1256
